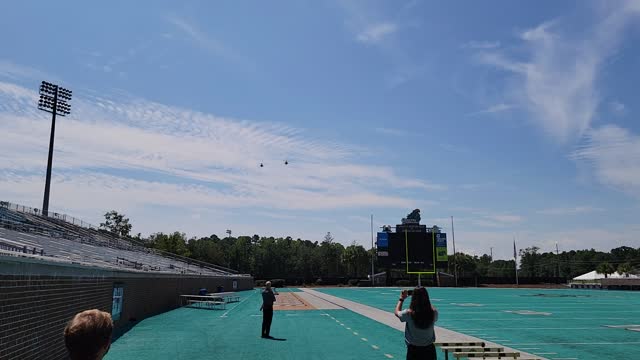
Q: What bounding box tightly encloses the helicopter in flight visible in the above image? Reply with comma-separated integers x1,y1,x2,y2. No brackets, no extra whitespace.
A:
259,160,288,168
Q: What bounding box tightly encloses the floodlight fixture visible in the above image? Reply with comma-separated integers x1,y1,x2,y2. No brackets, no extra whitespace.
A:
36,80,73,216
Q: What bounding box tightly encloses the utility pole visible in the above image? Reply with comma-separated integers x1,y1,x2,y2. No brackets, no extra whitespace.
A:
514,236,519,286
370,214,375,287
555,242,560,279
490,247,493,261
37,81,72,217
451,216,457,287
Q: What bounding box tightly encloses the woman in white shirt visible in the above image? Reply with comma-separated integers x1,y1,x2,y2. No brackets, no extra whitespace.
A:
395,287,439,359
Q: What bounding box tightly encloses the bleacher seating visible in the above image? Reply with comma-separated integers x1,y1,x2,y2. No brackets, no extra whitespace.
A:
0,202,240,276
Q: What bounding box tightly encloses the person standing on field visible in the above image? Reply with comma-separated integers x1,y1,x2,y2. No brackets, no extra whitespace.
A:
395,287,439,360
260,281,278,338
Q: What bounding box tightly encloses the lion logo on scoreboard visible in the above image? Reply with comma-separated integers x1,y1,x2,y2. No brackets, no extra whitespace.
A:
402,209,421,224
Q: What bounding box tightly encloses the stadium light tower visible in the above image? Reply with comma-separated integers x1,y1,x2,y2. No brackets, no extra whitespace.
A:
37,81,72,217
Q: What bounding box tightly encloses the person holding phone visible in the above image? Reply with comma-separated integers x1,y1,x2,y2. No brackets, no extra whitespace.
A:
260,281,279,338
394,287,439,360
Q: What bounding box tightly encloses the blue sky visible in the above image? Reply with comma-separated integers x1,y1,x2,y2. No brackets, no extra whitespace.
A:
1,1,640,259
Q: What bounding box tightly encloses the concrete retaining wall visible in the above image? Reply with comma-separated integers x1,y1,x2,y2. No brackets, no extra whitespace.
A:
0,255,253,360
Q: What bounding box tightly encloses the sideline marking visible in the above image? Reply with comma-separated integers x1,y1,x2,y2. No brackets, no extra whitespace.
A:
220,289,259,318
503,310,552,316
604,324,640,328
510,341,640,345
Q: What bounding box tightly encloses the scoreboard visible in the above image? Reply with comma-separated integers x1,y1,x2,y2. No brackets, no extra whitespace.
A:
377,230,447,274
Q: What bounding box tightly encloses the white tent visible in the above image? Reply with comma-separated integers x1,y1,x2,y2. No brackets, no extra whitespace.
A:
573,270,640,281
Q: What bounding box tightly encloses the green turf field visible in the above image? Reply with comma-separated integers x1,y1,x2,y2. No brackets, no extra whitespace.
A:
317,287,640,360
106,287,640,360
105,288,421,360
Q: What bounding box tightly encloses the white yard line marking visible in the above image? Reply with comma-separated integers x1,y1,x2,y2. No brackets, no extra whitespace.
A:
220,290,258,318
361,338,368,342
353,332,359,335
384,354,394,358
372,345,379,350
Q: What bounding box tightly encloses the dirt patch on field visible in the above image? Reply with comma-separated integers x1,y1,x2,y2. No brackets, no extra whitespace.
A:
273,292,316,310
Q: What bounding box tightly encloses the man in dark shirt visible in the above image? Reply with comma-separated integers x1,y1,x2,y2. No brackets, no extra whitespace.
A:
260,281,278,338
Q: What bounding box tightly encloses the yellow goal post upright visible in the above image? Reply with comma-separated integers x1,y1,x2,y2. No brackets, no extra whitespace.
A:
404,230,436,287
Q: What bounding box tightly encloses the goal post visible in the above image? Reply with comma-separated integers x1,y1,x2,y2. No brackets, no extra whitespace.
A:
405,230,436,275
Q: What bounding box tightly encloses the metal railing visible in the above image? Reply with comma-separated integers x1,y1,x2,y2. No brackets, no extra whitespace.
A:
0,201,97,230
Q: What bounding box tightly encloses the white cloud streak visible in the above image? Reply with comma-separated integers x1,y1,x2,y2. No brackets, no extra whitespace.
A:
572,125,640,198
356,22,397,44
467,103,514,116
166,16,252,68
609,101,626,116
461,40,500,50
537,206,604,216
475,3,640,143
0,78,443,235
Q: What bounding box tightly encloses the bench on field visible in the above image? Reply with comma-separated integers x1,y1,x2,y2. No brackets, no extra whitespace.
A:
440,347,505,360
453,351,520,359
208,292,241,303
180,294,227,310
187,299,226,310
436,342,486,360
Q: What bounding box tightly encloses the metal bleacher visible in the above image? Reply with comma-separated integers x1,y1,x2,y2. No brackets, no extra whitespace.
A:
0,201,240,276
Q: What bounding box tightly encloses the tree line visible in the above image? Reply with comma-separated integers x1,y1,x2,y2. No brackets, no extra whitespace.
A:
453,246,640,279
100,211,639,281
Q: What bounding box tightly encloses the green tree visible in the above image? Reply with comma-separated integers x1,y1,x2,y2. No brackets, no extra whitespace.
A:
617,262,633,277
519,247,541,277
148,232,190,257
187,237,224,265
596,262,616,278
343,242,370,278
99,210,132,237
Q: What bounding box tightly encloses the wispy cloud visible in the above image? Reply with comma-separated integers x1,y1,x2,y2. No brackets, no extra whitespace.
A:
572,125,640,198
356,22,397,44
609,101,626,116
166,16,252,68
537,206,604,215
336,1,423,87
467,103,515,116
461,40,500,50
374,127,417,137
0,76,443,235
0,60,58,83
464,210,524,229
475,3,640,143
